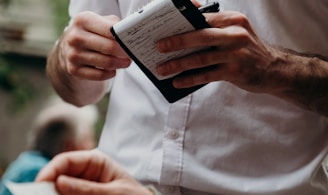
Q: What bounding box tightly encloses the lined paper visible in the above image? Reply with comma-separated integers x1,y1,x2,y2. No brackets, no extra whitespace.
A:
113,0,202,80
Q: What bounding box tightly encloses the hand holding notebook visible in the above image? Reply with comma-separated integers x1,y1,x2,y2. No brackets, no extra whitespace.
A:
111,0,219,103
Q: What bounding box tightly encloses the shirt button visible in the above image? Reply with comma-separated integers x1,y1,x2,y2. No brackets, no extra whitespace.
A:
168,131,179,140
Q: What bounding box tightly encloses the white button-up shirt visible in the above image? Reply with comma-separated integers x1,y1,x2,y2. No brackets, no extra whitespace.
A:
68,0,328,194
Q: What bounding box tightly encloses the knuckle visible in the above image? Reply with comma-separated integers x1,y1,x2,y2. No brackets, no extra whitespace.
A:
52,152,70,165
67,64,79,75
235,48,249,61
236,28,250,43
235,13,251,28
74,11,94,27
66,49,80,64
66,31,84,47
227,26,251,47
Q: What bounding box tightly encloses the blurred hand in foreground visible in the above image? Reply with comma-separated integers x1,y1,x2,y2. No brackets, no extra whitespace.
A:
36,150,153,195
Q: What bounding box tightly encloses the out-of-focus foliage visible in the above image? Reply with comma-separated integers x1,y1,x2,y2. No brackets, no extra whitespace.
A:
0,0,10,8
0,56,37,114
0,0,69,114
49,0,70,36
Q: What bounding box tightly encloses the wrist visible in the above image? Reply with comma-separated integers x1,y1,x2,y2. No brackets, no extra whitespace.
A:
260,47,292,95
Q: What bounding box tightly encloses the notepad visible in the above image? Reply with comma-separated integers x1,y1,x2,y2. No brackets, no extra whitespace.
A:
111,0,218,103
6,181,59,195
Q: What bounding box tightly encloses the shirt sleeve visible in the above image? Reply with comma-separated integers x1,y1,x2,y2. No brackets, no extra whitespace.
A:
68,0,121,18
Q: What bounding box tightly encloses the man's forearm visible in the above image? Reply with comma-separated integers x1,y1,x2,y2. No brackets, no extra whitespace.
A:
266,49,328,116
46,41,108,107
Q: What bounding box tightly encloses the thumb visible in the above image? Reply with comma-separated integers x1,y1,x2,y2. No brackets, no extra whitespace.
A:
191,0,202,7
56,175,108,195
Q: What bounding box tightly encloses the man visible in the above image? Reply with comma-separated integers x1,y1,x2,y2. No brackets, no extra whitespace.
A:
0,98,98,195
37,0,328,194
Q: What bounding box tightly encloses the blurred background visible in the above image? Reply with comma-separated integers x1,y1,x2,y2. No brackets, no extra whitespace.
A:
0,0,108,177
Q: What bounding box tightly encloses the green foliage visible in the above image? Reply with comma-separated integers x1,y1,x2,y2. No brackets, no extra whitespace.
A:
0,0,70,114
0,0,11,8
49,0,70,36
0,55,37,114
0,57,15,91
94,93,110,141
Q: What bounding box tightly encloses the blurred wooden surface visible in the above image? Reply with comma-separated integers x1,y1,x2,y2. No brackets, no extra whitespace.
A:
0,38,52,57
0,0,57,57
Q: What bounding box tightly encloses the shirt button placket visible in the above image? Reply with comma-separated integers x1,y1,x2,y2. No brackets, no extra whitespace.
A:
168,131,179,140
160,96,192,191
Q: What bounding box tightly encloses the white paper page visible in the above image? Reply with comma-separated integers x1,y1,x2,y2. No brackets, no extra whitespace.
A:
113,0,203,80
6,181,59,195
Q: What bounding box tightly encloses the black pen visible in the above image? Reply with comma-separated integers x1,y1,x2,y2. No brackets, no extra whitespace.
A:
198,2,220,13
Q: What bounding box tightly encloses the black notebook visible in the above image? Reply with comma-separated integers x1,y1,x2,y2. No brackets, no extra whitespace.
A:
111,0,219,103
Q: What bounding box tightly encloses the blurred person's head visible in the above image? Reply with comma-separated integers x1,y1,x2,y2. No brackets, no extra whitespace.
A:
27,97,98,159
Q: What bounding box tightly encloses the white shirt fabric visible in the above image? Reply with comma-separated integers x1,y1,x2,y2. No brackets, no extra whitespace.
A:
68,0,328,194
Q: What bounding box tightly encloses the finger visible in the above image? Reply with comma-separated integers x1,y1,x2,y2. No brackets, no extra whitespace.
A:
78,151,112,182
157,11,254,53
66,62,126,81
206,11,254,32
157,25,250,53
71,65,116,81
36,151,87,182
67,29,129,58
36,150,111,182
35,159,60,182
157,49,238,77
172,65,226,88
56,175,109,195
172,59,246,88
57,175,141,195
190,0,202,7
73,12,120,40
67,49,131,71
